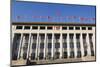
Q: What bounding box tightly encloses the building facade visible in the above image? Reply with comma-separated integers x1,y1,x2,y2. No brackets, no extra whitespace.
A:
11,22,96,66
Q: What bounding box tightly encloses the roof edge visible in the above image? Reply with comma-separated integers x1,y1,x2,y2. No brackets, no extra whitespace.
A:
12,22,96,26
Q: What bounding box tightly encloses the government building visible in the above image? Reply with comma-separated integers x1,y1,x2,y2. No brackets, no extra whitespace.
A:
11,22,96,66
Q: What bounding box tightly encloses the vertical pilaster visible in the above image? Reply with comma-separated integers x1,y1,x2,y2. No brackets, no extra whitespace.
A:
67,33,70,58
27,33,31,59
74,33,77,58
36,33,39,60
29,34,33,60
51,33,54,59
44,33,47,59
20,34,25,59
17,33,23,59
93,33,95,55
60,33,62,59
86,33,91,56
80,33,84,57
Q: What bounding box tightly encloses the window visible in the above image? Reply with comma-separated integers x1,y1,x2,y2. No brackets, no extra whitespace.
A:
31,53,35,60
62,26,67,30
39,53,44,59
40,34,45,39
48,52,51,59
40,26,45,30
55,43,60,48
32,43,36,49
48,43,52,48
69,34,74,39
24,26,30,29
83,34,86,39
55,34,60,39
69,27,74,30
32,34,37,39
75,27,80,30
63,42,67,48
16,26,22,29
91,50,94,56
55,52,60,59
77,51,81,58
62,34,67,39
76,34,80,39
77,42,81,49
70,51,74,58
70,42,74,48
32,26,38,29
47,26,52,30
40,43,44,49
23,53,27,59
63,52,67,58
84,50,87,56
55,26,60,30
47,34,52,39
82,27,86,30
88,27,92,30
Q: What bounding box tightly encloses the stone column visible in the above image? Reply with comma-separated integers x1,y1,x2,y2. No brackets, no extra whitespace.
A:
44,33,47,59
74,33,77,58
80,33,84,57
17,33,23,59
67,33,70,58
26,33,31,59
60,33,62,59
51,33,54,59
20,34,25,59
86,33,91,56
92,33,95,55
29,34,33,60
36,33,39,60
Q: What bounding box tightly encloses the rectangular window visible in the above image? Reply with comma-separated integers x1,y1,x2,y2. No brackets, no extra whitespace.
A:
63,42,67,48
48,43,52,48
32,26,38,29
62,34,67,39
40,34,45,39
88,27,92,30
24,26,30,29
55,52,60,59
48,52,51,59
70,42,74,48
47,34,52,39
47,26,52,30
69,27,74,30
40,43,44,49
55,43,60,48
16,26,22,29
40,26,45,30
70,51,74,58
82,27,86,30
91,50,94,56
75,27,80,30
55,34,60,39
84,50,87,56
32,43,36,49
63,52,68,58
39,52,44,60
31,53,35,60
62,26,67,30
77,51,81,58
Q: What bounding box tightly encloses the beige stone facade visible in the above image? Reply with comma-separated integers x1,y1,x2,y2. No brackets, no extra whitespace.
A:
11,22,96,66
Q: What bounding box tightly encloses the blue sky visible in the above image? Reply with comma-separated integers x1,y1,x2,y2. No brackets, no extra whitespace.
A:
11,0,96,24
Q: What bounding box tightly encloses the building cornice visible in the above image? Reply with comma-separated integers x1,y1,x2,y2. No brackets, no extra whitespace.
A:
12,22,96,26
